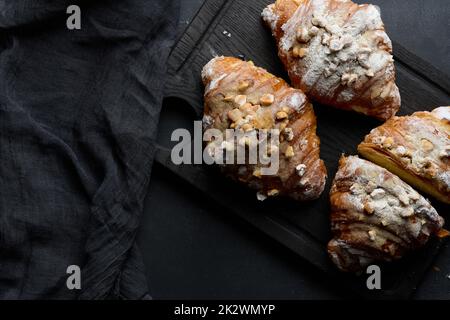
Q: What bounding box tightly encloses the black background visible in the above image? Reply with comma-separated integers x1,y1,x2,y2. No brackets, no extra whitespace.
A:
139,0,450,299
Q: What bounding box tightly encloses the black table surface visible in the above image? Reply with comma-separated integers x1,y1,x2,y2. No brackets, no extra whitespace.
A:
138,0,450,299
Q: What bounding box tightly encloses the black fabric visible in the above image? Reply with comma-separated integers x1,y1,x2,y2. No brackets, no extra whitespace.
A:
0,0,179,299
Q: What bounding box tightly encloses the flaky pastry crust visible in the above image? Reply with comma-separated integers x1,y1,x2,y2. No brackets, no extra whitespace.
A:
328,156,444,272
358,107,450,204
262,0,401,121
201,57,327,201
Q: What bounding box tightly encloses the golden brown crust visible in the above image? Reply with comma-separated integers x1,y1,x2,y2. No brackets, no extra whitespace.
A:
262,0,401,121
328,156,444,272
358,107,450,204
201,56,327,201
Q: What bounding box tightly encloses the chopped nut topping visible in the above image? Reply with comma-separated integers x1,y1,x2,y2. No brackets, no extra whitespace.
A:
228,108,243,122
309,26,319,36
423,167,437,179
350,183,365,195
329,36,344,52
409,192,420,201
360,46,372,54
296,26,311,43
357,53,371,69
238,80,252,92
242,123,254,132
243,113,254,121
311,15,325,27
239,102,256,115
324,63,337,78
368,230,377,241
324,68,333,78
365,69,375,78
341,73,358,86
387,197,399,206
440,146,450,159
341,35,353,47
372,136,386,145
296,164,306,177
400,207,415,218
398,193,410,206
321,33,331,45
370,188,385,200
276,111,288,120
292,46,307,58
260,93,275,106
281,106,291,113
382,137,394,149
256,191,267,201
283,127,294,141
420,139,434,152
365,181,377,193
223,94,234,102
417,157,433,170
364,201,375,214
267,189,280,197
395,146,407,156
285,146,295,158
234,95,247,107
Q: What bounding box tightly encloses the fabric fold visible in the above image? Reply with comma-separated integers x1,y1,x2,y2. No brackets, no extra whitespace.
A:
0,0,179,299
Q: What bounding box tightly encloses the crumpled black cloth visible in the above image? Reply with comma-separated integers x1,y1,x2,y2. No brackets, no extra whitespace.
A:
0,0,179,299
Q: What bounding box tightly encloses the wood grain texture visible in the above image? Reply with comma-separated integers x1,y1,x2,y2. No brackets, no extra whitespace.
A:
160,0,450,299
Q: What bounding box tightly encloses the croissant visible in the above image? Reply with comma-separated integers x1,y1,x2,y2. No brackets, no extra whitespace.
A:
358,107,450,204
201,56,327,201
262,0,401,121
328,156,445,272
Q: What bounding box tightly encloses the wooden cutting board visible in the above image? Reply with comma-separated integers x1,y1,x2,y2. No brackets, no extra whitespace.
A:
158,0,450,299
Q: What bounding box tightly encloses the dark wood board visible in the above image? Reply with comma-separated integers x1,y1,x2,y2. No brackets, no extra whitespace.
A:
159,0,450,299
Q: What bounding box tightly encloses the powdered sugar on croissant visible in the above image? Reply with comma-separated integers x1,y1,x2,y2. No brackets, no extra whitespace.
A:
328,156,444,272
201,57,327,201
358,107,450,203
262,0,401,121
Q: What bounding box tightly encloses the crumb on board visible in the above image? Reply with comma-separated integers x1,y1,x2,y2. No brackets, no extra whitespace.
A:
222,30,232,38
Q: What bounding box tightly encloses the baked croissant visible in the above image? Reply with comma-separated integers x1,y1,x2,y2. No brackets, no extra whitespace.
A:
358,107,450,204
262,0,401,121
328,156,445,272
201,56,327,201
